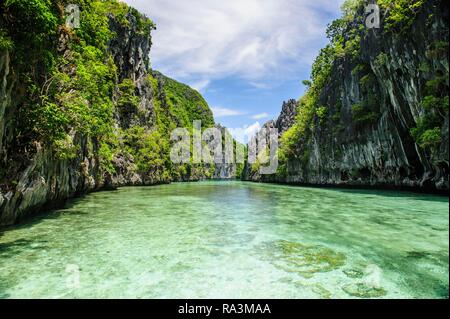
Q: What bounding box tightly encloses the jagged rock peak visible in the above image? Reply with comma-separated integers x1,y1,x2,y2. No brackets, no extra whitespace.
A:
276,99,298,135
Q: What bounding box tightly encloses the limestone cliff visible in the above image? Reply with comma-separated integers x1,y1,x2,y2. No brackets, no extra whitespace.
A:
244,0,449,193
276,99,298,136
0,1,224,226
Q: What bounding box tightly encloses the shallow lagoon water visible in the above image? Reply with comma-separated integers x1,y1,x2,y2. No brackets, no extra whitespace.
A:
0,181,448,299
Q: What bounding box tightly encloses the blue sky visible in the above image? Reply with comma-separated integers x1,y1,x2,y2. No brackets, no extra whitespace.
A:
123,0,345,140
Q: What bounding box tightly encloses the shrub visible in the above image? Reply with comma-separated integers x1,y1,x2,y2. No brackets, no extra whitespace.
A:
411,126,441,149
351,103,378,125
117,79,140,119
374,53,388,69
316,106,328,124
419,128,442,148
378,0,427,32
122,126,168,174
0,30,13,50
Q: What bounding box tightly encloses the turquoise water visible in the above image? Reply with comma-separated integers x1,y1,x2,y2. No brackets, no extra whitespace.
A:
0,181,448,299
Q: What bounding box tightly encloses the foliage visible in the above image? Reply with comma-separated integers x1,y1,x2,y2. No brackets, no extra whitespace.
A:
279,0,432,169
411,75,448,151
121,72,218,180
374,53,388,69
2,0,153,169
311,45,335,87
0,29,13,50
53,134,79,160
351,103,378,125
378,0,427,32
276,0,367,173
122,126,168,173
411,126,441,149
154,71,215,129
98,139,117,175
235,162,245,180
129,7,156,37
302,80,311,87
117,78,140,119
281,93,316,155
1,0,226,188
1,0,58,73
316,106,328,124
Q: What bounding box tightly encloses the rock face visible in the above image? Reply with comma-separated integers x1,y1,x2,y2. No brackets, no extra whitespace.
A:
212,124,238,180
244,1,449,193
241,100,296,181
276,99,298,135
0,6,230,226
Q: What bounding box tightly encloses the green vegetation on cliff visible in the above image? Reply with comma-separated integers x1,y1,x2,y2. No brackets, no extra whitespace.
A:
0,0,217,189
120,71,216,182
1,0,138,163
276,0,448,179
153,71,215,129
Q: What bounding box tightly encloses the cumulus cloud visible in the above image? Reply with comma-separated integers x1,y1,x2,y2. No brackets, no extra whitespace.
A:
188,79,211,93
225,121,262,144
123,0,344,86
244,121,262,138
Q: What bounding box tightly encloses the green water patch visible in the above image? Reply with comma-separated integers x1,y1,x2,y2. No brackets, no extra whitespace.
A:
0,182,448,298
256,240,346,278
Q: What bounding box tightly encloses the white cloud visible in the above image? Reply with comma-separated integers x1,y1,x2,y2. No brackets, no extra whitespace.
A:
188,79,211,92
251,113,270,120
226,121,262,144
248,81,274,89
211,107,247,118
244,122,262,139
123,0,344,83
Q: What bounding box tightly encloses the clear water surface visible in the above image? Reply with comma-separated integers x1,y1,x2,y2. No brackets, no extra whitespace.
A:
0,181,448,299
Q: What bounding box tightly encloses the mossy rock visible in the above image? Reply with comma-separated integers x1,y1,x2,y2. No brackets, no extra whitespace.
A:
342,283,387,298
258,240,346,278
343,268,365,279
312,284,332,299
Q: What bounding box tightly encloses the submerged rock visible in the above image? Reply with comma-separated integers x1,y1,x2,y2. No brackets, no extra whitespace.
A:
343,268,365,279
342,283,387,299
312,284,333,299
257,240,346,278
